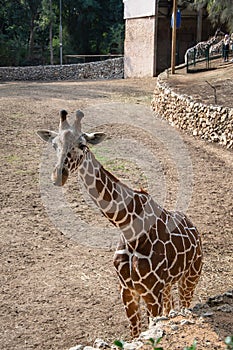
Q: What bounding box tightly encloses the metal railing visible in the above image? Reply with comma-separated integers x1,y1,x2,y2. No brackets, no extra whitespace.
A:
65,54,123,64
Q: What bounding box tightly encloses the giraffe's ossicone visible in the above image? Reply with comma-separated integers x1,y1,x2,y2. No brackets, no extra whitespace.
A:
37,110,203,338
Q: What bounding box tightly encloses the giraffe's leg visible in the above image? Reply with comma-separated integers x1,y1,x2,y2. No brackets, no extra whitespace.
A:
178,258,202,309
142,290,163,321
162,284,174,316
121,286,141,338
146,286,173,327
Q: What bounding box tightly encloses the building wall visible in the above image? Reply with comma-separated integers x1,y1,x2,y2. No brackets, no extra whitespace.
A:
124,17,156,78
123,1,214,77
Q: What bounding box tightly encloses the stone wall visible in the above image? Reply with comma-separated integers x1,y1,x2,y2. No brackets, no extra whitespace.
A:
0,58,123,82
151,71,233,149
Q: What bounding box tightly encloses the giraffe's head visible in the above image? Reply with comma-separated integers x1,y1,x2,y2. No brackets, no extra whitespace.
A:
37,110,105,186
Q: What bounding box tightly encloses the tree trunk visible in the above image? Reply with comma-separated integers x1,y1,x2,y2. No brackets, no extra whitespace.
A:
28,17,35,60
49,0,54,65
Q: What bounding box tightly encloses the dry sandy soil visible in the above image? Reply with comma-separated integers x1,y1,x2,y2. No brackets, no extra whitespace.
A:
0,63,232,350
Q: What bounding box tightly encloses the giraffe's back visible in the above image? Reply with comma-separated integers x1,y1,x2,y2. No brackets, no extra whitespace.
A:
114,207,202,295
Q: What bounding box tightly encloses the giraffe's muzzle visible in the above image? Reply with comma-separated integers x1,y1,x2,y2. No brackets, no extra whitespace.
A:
52,166,69,186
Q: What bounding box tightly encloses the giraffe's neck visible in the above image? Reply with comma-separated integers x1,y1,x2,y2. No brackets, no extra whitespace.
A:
77,149,163,242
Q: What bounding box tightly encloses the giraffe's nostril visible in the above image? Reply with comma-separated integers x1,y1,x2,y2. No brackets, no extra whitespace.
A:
62,167,69,185
62,167,68,175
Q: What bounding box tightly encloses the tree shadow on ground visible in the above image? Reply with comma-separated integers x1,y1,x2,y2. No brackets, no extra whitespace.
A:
192,290,233,339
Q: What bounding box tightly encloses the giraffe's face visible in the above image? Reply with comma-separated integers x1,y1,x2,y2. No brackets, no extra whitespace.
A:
37,110,105,186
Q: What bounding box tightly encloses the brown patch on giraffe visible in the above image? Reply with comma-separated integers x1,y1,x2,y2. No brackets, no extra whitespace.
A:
134,282,147,294
102,166,120,184
183,235,192,250
115,207,127,222
188,228,199,245
175,252,186,272
118,214,131,228
103,188,111,202
152,240,165,258
106,178,113,193
159,209,167,223
95,179,105,194
134,194,143,215
85,173,94,186
142,272,157,290
89,187,99,199
127,199,134,213
136,235,152,256
165,241,177,265
100,167,107,184
148,224,157,242
136,258,151,277
171,234,185,252
157,218,169,242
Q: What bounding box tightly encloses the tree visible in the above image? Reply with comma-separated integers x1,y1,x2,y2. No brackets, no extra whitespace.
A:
40,0,57,64
0,0,124,66
0,0,29,65
62,0,124,56
21,0,43,60
194,0,233,33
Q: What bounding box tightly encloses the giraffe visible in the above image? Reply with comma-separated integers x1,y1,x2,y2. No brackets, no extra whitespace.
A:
184,29,224,64
37,110,203,338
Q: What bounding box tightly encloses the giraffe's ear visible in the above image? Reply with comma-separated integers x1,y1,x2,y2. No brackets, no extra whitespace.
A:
84,132,106,145
36,130,58,143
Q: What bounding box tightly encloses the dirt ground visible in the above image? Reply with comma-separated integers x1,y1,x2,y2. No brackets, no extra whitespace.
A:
167,58,233,108
0,64,232,350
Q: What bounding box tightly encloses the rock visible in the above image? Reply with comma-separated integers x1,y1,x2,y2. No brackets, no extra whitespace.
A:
140,327,165,341
216,304,233,313
151,72,233,149
180,319,195,326
94,338,110,349
84,347,96,350
170,324,179,331
69,346,84,350
201,311,214,317
123,341,143,350
0,58,123,81
224,291,233,298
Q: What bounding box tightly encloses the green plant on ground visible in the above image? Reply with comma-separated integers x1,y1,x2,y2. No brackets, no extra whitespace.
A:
113,340,124,349
184,339,197,350
114,335,233,350
225,336,233,350
146,337,163,350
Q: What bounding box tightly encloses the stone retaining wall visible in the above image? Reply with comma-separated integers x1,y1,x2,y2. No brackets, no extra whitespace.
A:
0,58,123,81
151,71,233,149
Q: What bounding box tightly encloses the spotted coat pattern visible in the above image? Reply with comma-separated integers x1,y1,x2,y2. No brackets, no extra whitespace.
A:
37,110,203,338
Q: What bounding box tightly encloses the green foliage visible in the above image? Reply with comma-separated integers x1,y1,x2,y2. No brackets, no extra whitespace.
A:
114,336,233,350
146,337,163,350
0,0,124,66
194,0,233,33
225,336,233,350
113,340,125,349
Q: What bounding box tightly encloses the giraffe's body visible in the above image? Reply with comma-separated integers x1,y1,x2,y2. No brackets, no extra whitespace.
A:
209,39,224,56
37,110,203,338
184,29,224,63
